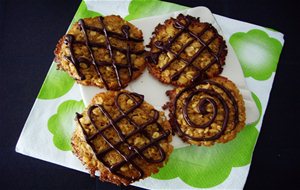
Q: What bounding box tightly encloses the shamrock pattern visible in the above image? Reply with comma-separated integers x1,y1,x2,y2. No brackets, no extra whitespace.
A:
48,100,85,151
230,29,283,80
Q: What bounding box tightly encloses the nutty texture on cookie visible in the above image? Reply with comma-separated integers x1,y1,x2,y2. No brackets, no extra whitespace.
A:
55,15,146,90
166,76,245,146
72,90,173,185
147,14,227,86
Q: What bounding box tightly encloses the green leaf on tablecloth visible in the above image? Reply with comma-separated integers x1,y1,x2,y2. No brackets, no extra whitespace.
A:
249,92,262,126
125,0,188,21
152,92,262,188
37,62,74,100
229,29,283,81
48,100,85,151
71,0,102,24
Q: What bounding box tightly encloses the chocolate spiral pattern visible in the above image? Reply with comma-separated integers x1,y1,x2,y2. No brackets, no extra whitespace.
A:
64,16,144,90
171,79,239,141
76,92,170,182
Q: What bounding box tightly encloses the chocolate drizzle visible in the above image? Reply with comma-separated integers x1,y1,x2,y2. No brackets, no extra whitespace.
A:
76,92,170,182
148,14,225,83
171,79,239,141
64,16,144,90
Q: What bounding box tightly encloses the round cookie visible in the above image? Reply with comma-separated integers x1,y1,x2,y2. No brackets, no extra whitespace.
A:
147,14,227,86
166,76,245,146
54,15,146,90
72,90,173,185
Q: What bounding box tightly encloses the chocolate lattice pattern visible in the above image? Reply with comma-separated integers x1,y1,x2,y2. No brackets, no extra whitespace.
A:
149,14,226,82
76,92,170,181
64,16,144,90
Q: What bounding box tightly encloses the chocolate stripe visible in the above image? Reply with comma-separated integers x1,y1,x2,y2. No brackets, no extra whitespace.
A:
98,16,122,88
73,41,145,55
84,25,144,42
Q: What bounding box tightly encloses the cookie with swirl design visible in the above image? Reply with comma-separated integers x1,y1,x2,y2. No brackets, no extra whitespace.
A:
166,76,246,146
147,14,227,86
72,90,173,185
54,15,146,90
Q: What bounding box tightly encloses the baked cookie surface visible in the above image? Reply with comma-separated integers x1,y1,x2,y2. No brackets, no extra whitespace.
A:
147,14,227,86
72,90,173,185
55,15,146,90
167,76,245,146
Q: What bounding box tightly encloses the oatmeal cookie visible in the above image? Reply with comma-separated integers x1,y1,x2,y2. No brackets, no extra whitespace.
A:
147,14,227,86
54,15,146,90
166,76,245,146
72,90,173,185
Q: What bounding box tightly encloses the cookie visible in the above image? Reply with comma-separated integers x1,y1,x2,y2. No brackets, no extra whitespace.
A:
54,15,146,90
147,14,227,86
72,90,173,185
166,76,245,146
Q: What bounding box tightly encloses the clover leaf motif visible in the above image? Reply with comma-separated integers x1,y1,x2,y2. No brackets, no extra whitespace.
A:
125,0,188,21
72,0,102,24
229,29,283,80
48,100,85,151
38,62,74,100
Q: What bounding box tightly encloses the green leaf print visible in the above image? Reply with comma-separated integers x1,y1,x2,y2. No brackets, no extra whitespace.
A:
229,29,283,80
152,92,262,188
249,92,262,126
125,0,188,21
48,100,85,151
37,62,74,100
71,0,102,24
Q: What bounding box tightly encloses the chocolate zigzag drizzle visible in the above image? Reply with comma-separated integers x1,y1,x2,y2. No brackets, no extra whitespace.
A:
64,16,144,90
170,79,239,141
76,92,170,181
148,14,225,82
